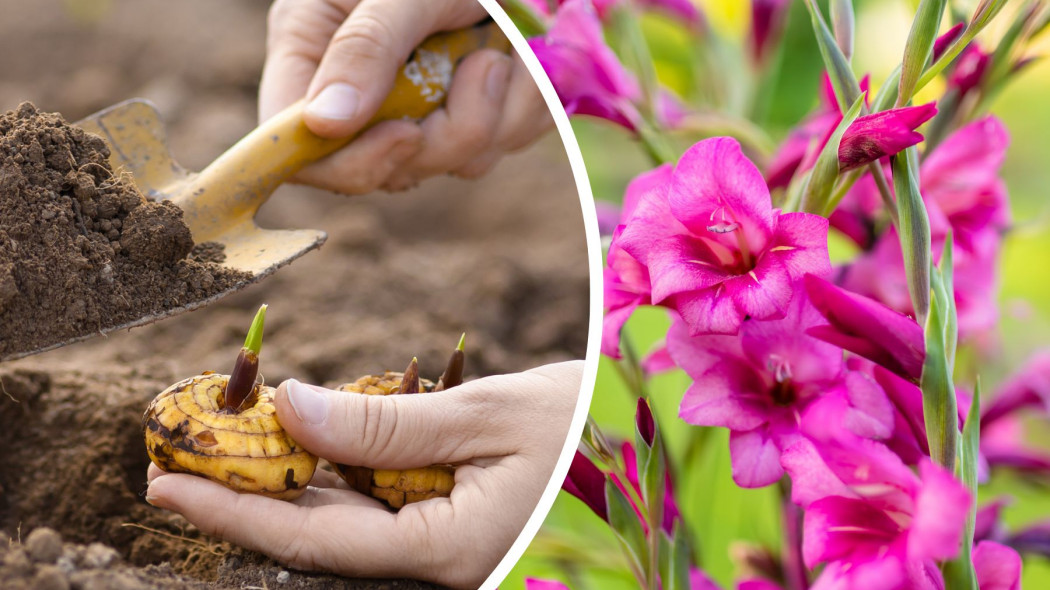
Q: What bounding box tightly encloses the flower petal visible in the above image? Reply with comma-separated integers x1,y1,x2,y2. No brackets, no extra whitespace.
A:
770,212,832,280
972,541,1022,590
804,496,901,566
729,428,784,488
804,274,924,381
728,254,793,321
781,439,853,507
838,104,937,171
907,460,971,562
669,285,744,335
669,137,775,253
648,235,735,304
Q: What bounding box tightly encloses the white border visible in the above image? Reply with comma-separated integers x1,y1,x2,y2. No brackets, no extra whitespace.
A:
475,1,602,589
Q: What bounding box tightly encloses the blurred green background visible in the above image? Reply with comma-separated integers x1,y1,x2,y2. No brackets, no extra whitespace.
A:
506,0,1050,588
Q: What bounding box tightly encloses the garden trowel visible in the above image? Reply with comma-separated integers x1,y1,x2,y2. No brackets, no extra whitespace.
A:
4,21,510,361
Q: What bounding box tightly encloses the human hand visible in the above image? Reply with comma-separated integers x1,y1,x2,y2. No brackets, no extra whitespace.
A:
260,0,553,195
145,360,583,589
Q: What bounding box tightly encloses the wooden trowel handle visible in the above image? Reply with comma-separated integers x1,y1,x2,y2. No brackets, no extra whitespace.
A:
172,21,511,242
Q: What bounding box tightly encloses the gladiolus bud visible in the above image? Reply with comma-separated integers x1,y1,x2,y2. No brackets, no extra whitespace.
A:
563,450,609,521
838,103,937,171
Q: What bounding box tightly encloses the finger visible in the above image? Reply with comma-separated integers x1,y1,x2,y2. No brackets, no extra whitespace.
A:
145,473,420,577
147,462,166,483
492,53,555,153
302,0,486,138
396,49,512,178
291,484,386,510
451,150,501,180
273,372,533,469
291,119,424,194
259,0,355,123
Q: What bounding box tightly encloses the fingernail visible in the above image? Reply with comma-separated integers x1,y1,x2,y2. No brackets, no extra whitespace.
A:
485,57,511,100
306,83,361,121
145,481,168,509
286,378,329,425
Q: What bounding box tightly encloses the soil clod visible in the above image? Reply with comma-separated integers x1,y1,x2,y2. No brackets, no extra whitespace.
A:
0,103,250,358
24,528,63,564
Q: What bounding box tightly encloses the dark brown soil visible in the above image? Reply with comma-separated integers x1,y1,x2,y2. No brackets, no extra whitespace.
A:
0,103,250,359
0,1,588,588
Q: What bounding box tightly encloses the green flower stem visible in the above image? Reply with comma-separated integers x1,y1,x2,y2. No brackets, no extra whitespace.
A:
868,163,901,227
638,120,680,166
499,0,548,37
779,479,810,590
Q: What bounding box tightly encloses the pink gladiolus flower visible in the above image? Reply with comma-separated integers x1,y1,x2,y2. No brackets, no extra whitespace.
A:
973,498,1010,543
522,0,704,27
618,137,831,336
838,103,937,171
1005,521,1050,559
641,342,676,375
750,0,792,62
620,440,682,534
932,23,965,61
840,117,1010,339
980,410,1050,484
972,541,1022,590
804,274,925,382
528,0,695,131
602,164,672,358
529,0,642,130
982,350,1050,427
563,450,608,521
595,201,622,236
783,438,971,590
948,45,991,96
690,568,721,590
668,292,892,487
636,397,656,446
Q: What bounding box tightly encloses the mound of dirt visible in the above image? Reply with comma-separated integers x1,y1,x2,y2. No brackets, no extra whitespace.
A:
0,103,250,359
0,2,589,588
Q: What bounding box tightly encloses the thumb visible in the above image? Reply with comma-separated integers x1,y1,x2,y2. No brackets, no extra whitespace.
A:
274,376,514,468
302,0,486,138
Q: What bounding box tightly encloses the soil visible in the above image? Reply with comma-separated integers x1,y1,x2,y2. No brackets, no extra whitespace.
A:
0,1,588,589
0,103,251,359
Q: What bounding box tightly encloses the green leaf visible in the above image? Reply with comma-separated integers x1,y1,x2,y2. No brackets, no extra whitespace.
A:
243,304,267,355
583,416,617,464
970,0,1011,30
830,0,856,60
499,0,548,38
606,478,649,578
898,0,948,104
891,147,932,325
985,2,1037,89
943,379,981,590
658,525,692,590
611,4,659,121
920,290,959,471
800,95,865,215
803,0,862,110
940,233,958,371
